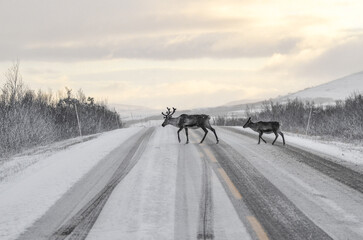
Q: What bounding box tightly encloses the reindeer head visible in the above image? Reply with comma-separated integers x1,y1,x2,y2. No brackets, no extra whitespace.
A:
243,117,252,128
161,107,176,127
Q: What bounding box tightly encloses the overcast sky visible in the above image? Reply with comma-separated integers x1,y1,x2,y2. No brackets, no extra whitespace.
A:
1,0,362,109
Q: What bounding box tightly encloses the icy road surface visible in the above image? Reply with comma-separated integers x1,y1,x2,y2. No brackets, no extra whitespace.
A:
1,126,363,240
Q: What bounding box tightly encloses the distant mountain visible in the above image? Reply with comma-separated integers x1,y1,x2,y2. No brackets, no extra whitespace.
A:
223,98,263,106
108,104,160,121
278,71,363,104
113,71,363,123
109,103,153,112
204,71,363,118
222,71,363,107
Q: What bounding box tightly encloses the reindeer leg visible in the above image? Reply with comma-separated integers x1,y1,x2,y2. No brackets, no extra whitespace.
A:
258,131,266,144
177,127,183,143
207,126,219,144
185,128,189,144
272,131,278,145
279,131,285,145
200,127,208,144
258,132,262,144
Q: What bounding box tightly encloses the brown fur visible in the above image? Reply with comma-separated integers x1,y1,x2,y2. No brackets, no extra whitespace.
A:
162,108,219,144
243,117,285,145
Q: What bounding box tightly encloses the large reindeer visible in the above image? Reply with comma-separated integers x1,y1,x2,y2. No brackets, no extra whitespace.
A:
243,117,285,145
161,107,219,144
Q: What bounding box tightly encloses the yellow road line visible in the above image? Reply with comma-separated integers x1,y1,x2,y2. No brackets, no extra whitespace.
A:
217,168,242,200
202,147,218,163
192,131,268,240
247,216,269,240
198,150,205,159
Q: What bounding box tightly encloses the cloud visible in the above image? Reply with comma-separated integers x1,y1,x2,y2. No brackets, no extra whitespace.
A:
2,0,363,109
0,0,303,61
0,32,300,61
295,32,363,79
257,29,363,87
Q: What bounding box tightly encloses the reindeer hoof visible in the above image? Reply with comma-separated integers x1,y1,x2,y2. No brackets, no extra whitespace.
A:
216,140,219,144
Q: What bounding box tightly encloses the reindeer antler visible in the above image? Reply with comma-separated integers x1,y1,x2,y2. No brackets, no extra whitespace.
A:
162,107,176,117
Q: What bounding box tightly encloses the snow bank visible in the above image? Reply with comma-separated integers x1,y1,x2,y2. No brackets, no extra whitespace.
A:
87,126,179,239
228,127,363,170
0,128,141,240
129,119,163,127
0,134,98,182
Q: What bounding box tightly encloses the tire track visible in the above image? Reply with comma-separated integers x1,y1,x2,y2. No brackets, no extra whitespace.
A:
49,127,154,240
174,146,192,240
174,144,202,240
191,132,261,240
224,127,363,194
195,130,332,240
197,155,214,240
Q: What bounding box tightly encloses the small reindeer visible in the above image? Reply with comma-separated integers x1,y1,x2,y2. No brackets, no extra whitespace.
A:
161,107,219,144
243,117,285,145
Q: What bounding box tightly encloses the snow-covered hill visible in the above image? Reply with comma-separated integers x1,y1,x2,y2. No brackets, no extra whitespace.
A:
279,71,363,103
217,71,363,117
109,104,160,121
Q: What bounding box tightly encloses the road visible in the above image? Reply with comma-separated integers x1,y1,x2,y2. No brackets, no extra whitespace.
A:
16,126,363,240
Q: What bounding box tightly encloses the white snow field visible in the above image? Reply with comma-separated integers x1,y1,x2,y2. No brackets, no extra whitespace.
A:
0,126,362,240
280,71,363,102
0,128,142,240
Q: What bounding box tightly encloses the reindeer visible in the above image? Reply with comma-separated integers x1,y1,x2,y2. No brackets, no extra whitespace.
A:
243,117,285,145
161,107,219,144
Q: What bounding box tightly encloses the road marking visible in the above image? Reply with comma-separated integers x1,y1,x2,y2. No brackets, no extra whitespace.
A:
202,147,218,163
247,216,269,240
217,168,242,200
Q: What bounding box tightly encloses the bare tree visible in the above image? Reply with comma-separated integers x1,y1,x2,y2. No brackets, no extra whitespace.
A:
2,61,24,106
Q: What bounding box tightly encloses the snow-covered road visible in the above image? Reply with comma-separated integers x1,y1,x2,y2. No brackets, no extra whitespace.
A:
1,126,363,240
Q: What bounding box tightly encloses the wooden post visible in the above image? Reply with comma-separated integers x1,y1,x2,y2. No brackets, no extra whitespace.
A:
305,106,313,135
74,104,82,138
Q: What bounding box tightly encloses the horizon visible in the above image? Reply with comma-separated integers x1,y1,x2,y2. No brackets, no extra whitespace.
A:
1,0,363,109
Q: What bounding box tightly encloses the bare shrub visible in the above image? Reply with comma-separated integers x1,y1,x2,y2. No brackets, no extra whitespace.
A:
0,63,122,158
215,95,363,140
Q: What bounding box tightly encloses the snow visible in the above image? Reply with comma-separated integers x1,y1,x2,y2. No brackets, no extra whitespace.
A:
0,127,142,240
218,70,363,110
217,127,363,239
1,125,362,239
129,119,163,128
87,127,252,240
87,126,179,239
211,168,252,240
109,103,159,121
281,71,363,102
0,135,98,182
230,127,363,172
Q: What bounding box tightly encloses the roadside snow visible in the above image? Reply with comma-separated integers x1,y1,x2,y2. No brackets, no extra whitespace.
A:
229,127,363,171
0,127,142,240
87,126,179,239
218,127,363,239
87,127,253,240
129,119,163,127
0,134,98,182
